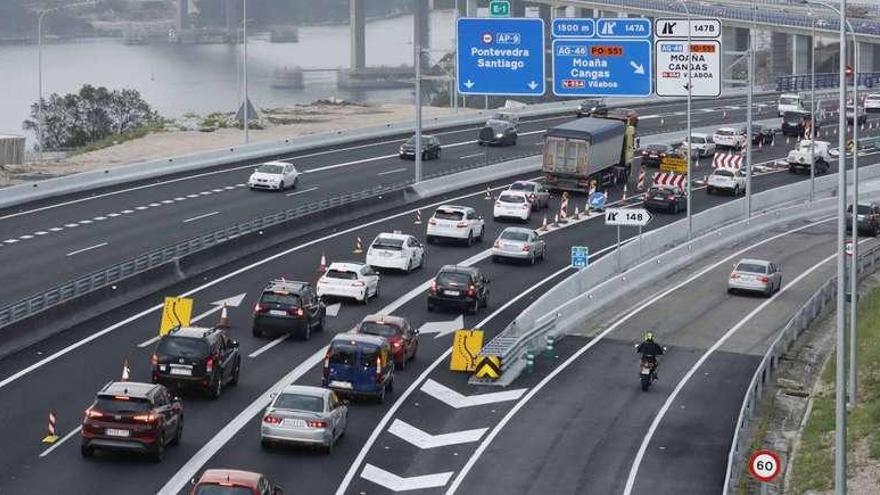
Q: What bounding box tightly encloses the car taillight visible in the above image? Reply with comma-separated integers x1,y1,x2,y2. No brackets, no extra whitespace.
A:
493,241,501,248
456,221,468,228
660,153,667,158
667,194,675,200
263,415,282,424
641,150,648,155
376,356,382,382
430,280,438,294
730,273,739,279
521,244,530,251
133,413,158,423
528,194,536,202
522,203,529,210
428,218,437,225
254,303,265,314
758,276,770,283
307,420,328,428
467,285,476,297
288,307,304,317
353,281,366,287
206,356,214,374
495,201,502,207
85,408,103,419
151,353,158,367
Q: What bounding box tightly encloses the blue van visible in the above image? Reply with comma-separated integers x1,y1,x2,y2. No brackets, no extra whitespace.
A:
323,334,394,403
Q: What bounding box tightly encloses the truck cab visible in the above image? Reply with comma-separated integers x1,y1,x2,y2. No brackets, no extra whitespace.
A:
786,140,831,175
777,93,804,116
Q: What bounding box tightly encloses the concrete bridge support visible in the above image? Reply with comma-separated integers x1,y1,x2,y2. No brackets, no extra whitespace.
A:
350,0,365,69
721,26,749,84
771,31,791,80
858,42,880,73
792,34,812,76
414,0,431,66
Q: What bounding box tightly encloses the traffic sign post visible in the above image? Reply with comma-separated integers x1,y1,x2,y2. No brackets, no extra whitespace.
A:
552,39,652,97
571,246,589,269
457,17,545,96
605,207,652,271
748,449,782,487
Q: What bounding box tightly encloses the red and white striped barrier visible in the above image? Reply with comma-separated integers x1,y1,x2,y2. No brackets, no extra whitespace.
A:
637,167,646,191
43,411,58,444
559,193,569,223
652,172,687,188
713,153,743,170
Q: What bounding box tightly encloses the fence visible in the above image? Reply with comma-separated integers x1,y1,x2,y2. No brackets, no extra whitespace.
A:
776,72,880,92
722,242,880,494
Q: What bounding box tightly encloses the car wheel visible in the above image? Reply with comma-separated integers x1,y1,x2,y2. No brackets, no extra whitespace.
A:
80,445,94,458
361,290,369,305
529,252,536,265
540,247,546,261
435,149,441,159
210,374,223,399
279,181,285,190
469,298,479,315
325,435,335,455
481,292,489,308
374,284,380,299
151,435,166,463
260,438,271,450
512,137,517,146
396,357,406,371
733,186,740,196
427,235,435,244
707,187,713,195
427,301,435,312
303,324,312,340
317,313,326,332
252,326,263,338
170,417,183,446
407,259,414,273
492,255,500,263
377,385,386,404
466,231,474,246
229,361,240,386
668,203,675,214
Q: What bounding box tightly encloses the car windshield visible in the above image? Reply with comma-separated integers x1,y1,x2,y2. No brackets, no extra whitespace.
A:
94,397,152,414
434,210,464,221
156,336,209,358
689,136,706,144
491,113,514,121
194,485,254,495
649,187,674,196
784,112,806,122
256,164,284,174
326,269,358,280
359,321,400,337
645,144,667,152
372,237,404,250
274,393,324,413
260,293,300,306
867,95,880,101
736,263,768,274
500,230,530,242
714,170,734,177
437,272,470,286
509,182,535,193
499,194,525,204
715,130,735,136
328,343,357,366
849,205,874,214
779,96,799,105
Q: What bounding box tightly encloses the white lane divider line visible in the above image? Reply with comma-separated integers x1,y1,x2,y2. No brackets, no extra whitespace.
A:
92,216,107,221
199,191,212,196
459,152,485,160
388,419,487,449
377,167,407,176
421,379,526,409
121,209,135,214
248,335,289,358
174,197,187,201
135,206,149,210
64,223,79,227
183,211,220,224
304,154,398,175
34,231,49,236
161,200,175,204
49,227,63,232
77,220,93,225
106,213,121,218
39,426,81,458
360,464,454,492
148,202,162,207
66,242,109,257
285,186,319,197
223,186,235,190
19,235,34,240
211,189,224,193
3,239,19,244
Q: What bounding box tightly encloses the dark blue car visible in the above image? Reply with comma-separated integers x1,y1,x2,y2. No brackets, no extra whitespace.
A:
323,334,394,403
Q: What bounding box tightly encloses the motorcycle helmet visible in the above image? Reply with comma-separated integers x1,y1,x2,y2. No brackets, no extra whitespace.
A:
644,331,655,342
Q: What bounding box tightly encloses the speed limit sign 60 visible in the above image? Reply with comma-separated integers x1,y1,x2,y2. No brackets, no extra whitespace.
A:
749,449,782,483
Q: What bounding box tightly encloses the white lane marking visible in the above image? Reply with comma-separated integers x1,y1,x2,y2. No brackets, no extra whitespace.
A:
161,200,175,204
444,215,838,494
92,216,107,221
325,303,342,317
223,186,235,190
199,191,212,196
304,154,398,175
182,211,220,224
285,186,319,197
121,209,134,214
361,464,454,492
459,152,485,160
248,335,289,358
640,114,661,119
418,315,464,339
49,227,63,232
377,167,407,176
135,206,149,210
77,220,92,225
64,223,79,227
388,419,488,450
174,197,187,201
34,231,48,236
421,379,526,408
211,188,224,193
3,239,18,244
66,242,109,257
186,194,199,199
38,426,81,458
106,213,121,218
621,248,842,495
148,202,162,207
19,235,34,240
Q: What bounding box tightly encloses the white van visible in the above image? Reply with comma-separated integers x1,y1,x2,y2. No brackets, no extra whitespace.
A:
777,93,804,116
864,93,880,113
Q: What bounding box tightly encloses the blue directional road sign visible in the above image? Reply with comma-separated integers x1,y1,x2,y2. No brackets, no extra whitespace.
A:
588,191,607,210
457,17,545,96
571,246,589,269
552,39,652,97
596,18,652,38
552,18,594,38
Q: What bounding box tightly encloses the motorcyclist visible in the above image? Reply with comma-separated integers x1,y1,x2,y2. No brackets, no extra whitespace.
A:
636,331,665,379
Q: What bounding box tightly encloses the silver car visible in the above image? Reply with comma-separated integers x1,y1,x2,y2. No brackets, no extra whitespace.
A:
508,180,550,210
491,227,546,264
727,258,782,297
260,385,348,453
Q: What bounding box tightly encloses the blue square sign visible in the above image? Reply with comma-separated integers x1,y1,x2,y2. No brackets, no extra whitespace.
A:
552,39,652,97
457,17,545,96
571,246,589,269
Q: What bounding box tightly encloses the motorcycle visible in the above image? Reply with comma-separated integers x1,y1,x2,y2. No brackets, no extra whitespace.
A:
639,356,657,391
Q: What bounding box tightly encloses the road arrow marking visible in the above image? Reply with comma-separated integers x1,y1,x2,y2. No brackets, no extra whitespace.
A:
464,79,475,89
420,379,526,409
361,464,453,491
137,292,246,348
418,315,464,339
630,61,645,75
325,303,341,317
528,80,538,90
388,419,487,449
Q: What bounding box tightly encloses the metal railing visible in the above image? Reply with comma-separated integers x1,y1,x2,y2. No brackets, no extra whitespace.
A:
776,72,880,92
722,242,880,494
472,313,558,384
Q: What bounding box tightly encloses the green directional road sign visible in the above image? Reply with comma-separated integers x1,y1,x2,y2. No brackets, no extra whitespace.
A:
490,0,510,17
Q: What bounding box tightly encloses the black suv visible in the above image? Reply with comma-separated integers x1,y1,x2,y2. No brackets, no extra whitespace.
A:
749,124,775,146
151,326,241,399
81,381,183,462
847,203,880,237
427,265,490,314
252,279,326,340
781,111,816,138
478,119,518,146
576,99,608,118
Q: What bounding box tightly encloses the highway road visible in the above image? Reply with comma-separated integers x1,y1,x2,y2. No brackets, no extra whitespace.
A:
0,135,872,494
0,93,792,308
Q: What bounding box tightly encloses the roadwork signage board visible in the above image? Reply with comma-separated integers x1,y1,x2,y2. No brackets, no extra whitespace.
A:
660,156,688,174
605,207,653,227
457,17,545,96
474,355,502,379
160,296,194,336
450,329,484,372
653,18,722,98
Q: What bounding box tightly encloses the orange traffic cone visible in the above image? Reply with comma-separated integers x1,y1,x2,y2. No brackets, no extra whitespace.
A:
414,209,422,224
353,237,364,254
122,359,131,381
484,186,492,200
539,215,548,232
572,205,581,220
319,254,327,273
217,304,230,328
552,213,559,227
42,411,58,444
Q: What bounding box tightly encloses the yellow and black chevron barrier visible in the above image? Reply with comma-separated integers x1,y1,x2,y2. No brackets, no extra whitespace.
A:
474,355,502,380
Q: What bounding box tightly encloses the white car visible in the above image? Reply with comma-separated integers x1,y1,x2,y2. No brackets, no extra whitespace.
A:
712,127,747,150
365,232,425,272
865,93,880,113
682,133,716,158
706,168,746,196
317,262,380,304
493,191,531,222
777,93,804,116
426,205,485,246
248,161,300,191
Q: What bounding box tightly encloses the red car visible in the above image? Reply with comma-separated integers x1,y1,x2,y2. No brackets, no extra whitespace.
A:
81,381,183,462
191,469,283,495
353,314,419,369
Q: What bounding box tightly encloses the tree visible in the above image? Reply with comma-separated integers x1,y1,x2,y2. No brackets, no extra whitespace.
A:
23,85,160,150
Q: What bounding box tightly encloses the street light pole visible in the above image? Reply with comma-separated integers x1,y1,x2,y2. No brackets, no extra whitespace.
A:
37,10,47,158
676,0,693,242
849,40,859,408
415,40,423,184
242,0,249,144
810,14,816,202
745,3,756,221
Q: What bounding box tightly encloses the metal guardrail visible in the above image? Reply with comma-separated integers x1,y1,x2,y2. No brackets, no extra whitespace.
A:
776,73,880,92
474,313,558,382
722,242,880,494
